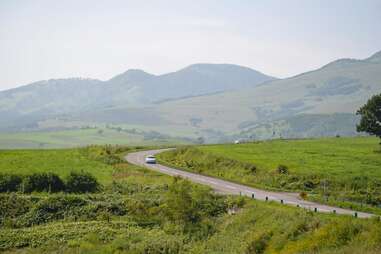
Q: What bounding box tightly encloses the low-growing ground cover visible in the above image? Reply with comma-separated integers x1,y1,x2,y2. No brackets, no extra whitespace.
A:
0,128,191,149
2,196,381,254
1,144,381,254
199,137,381,179
0,149,114,183
157,137,381,214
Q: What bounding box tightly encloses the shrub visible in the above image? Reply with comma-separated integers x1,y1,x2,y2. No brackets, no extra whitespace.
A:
23,173,65,193
299,191,308,200
82,145,128,165
65,171,100,193
277,165,289,174
245,231,272,254
0,194,33,227
245,164,257,174
303,180,316,190
19,195,88,226
0,174,22,192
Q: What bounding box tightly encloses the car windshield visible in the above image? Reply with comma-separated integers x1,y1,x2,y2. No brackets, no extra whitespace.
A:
147,155,155,158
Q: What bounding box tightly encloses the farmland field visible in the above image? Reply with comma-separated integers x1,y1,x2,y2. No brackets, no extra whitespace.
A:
158,137,381,214
199,137,381,179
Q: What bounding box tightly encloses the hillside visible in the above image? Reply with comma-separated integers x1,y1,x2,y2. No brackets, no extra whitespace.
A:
0,51,380,147
155,51,381,140
0,64,274,132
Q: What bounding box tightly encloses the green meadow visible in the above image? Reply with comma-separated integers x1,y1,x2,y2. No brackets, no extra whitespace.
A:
0,128,190,149
0,148,114,184
0,144,381,253
199,137,381,179
158,137,381,214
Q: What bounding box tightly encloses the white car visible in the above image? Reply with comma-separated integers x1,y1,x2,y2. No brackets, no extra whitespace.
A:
145,155,156,164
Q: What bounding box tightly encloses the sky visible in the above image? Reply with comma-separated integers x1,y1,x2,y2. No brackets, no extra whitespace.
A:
0,0,380,91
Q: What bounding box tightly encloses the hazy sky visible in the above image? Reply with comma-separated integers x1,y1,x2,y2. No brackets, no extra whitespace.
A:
0,0,380,91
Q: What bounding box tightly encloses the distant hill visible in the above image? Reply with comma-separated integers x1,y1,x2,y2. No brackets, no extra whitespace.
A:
0,51,380,146
0,63,275,131
153,51,381,141
140,64,276,102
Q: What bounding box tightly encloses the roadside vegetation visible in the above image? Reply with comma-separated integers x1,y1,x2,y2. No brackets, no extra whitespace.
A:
1,144,381,253
158,137,381,214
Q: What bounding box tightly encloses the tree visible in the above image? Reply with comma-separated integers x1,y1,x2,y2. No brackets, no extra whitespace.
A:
65,171,100,193
356,93,381,143
0,174,22,192
23,173,65,193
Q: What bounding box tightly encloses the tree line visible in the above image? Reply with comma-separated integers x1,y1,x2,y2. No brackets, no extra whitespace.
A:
0,171,100,193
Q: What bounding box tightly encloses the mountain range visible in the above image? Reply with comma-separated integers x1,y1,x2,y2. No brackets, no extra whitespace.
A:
0,51,380,147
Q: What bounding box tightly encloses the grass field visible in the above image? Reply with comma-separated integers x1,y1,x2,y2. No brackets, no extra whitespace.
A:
0,148,115,183
199,137,381,179
0,128,190,149
158,137,381,213
1,145,381,253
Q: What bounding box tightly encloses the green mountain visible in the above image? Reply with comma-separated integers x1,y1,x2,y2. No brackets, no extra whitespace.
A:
0,64,274,131
0,51,380,146
153,51,381,141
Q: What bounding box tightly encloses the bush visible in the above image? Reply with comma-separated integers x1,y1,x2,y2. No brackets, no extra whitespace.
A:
245,231,272,254
277,165,289,174
0,194,33,227
82,145,128,165
23,173,65,193
19,195,88,226
66,171,100,193
299,191,308,200
0,174,22,192
245,164,257,174
303,180,316,190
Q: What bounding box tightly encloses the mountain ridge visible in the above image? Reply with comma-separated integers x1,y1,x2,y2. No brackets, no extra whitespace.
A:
0,51,380,144
0,63,275,128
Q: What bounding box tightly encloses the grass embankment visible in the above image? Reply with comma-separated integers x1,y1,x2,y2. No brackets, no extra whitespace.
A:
157,137,381,214
0,128,190,149
1,144,381,254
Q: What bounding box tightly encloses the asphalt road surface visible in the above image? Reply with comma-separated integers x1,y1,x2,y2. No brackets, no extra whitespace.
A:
126,149,373,218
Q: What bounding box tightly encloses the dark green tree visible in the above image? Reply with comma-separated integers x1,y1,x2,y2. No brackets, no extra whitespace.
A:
356,94,381,143
66,171,100,193
23,173,65,193
0,174,22,192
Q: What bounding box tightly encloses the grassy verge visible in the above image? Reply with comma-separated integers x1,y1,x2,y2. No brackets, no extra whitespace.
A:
157,137,381,215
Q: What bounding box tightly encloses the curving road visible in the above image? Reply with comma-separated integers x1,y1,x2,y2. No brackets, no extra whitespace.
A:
126,149,373,218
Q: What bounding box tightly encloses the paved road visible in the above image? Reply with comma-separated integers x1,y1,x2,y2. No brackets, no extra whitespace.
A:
126,149,373,218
